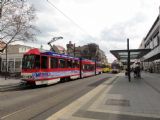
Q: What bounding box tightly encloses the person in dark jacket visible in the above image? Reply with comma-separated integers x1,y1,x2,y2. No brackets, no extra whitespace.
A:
134,63,141,78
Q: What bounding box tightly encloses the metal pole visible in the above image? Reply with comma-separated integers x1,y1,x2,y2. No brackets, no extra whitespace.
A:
79,57,82,79
127,38,131,82
74,43,75,57
95,60,96,75
5,44,7,80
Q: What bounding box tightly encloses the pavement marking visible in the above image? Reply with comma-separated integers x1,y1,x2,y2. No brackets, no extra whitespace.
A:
59,116,97,120
105,98,130,106
47,76,118,120
88,109,160,119
73,109,160,120
0,107,27,119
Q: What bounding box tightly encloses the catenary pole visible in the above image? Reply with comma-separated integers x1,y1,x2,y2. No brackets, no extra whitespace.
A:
127,38,131,82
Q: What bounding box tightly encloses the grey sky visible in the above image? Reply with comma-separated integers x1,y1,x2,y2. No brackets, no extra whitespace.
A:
26,0,160,62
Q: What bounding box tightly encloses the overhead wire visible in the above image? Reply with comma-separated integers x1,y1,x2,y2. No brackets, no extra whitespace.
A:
46,0,95,41
47,0,107,61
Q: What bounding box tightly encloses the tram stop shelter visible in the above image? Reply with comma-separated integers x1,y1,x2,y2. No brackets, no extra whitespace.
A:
110,48,151,82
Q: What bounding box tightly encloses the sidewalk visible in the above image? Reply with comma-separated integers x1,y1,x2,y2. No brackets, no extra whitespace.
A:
47,72,160,120
0,76,21,91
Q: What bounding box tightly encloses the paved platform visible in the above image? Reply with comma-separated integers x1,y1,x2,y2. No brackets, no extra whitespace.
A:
0,76,21,87
47,72,160,120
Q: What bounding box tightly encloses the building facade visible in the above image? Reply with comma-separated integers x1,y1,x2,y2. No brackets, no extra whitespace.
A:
140,7,160,73
50,45,66,54
66,41,108,65
1,44,33,74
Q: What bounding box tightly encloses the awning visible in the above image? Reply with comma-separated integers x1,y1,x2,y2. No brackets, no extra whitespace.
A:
110,49,151,61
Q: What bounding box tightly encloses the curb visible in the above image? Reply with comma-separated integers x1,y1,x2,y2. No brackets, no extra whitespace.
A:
0,83,22,92
47,75,118,120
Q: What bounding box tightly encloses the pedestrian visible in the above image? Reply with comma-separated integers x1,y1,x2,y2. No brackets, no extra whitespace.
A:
125,68,128,76
134,63,141,78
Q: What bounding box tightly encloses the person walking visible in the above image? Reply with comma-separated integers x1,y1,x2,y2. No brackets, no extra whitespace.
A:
134,63,141,78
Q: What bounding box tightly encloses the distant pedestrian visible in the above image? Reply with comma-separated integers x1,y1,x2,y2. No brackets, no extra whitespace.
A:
134,63,141,78
125,68,128,76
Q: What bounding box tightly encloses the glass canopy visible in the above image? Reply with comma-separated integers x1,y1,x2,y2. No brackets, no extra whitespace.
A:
110,49,151,60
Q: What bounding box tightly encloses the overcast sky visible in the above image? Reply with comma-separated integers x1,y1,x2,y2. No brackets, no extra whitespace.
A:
26,0,160,63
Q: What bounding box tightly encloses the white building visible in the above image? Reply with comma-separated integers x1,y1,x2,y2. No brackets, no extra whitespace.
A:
140,7,160,73
1,44,33,74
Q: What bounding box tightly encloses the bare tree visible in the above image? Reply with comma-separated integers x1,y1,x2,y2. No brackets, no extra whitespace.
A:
0,0,39,52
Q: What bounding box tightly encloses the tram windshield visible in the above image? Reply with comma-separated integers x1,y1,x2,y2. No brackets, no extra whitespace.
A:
22,55,40,69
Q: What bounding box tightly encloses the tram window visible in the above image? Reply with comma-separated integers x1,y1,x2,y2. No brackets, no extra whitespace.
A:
50,57,58,68
22,55,35,69
72,60,75,68
88,65,90,70
84,65,88,70
73,60,76,68
74,60,79,68
67,60,72,68
59,59,66,68
87,65,89,70
88,65,92,70
35,55,40,69
82,65,85,70
41,56,48,69
90,65,94,70
85,65,88,70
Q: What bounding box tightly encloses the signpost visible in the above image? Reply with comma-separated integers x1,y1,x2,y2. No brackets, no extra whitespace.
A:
127,38,131,82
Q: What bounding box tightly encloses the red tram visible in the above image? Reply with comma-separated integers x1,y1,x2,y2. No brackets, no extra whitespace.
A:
21,48,101,85
96,62,103,75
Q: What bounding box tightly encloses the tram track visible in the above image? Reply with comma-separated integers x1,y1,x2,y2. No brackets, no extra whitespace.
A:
1,83,90,120
0,84,26,92
0,74,112,120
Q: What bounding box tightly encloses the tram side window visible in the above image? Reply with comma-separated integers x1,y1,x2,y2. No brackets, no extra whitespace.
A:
83,64,88,70
74,60,79,68
83,64,94,70
35,55,40,69
82,65,85,70
85,65,88,70
73,60,76,68
59,59,66,68
90,65,94,70
67,60,72,68
41,56,48,69
50,57,58,68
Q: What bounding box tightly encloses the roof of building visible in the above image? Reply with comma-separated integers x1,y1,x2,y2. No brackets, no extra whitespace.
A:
8,44,33,48
56,45,65,51
144,16,159,40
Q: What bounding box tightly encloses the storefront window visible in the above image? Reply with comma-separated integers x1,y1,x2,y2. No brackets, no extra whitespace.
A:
8,61,14,72
1,61,6,72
